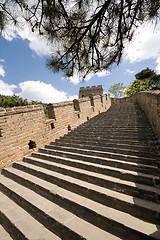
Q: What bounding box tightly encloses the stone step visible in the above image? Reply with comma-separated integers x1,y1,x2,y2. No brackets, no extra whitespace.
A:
0,224,13,240
81,121,150,127
46,143,155,159
0,192,60,240
30,152,159,186
67,133,155,143
70,127,152,134
78,117,149,123
76,125,150,131
0,175,134,240
52,140,151,156
79,114,149,121
2,167,160,225
58,135,151,147
62,132,153,141
13,160,160,202
45,144,158,168
38,146,158,169
70,130,151,137
55,136,150,148
74,127,153,134
81,119,150,125
70,132,155,140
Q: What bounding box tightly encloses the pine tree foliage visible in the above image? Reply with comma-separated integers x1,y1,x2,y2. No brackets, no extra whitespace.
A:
1,1,160,78
0,94,49,119
0,94,29,108
125,68,160,96
0,94,44,108
135,67,160,89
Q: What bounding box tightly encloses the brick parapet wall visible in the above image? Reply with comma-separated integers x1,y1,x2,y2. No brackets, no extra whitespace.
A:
111,90,160,140
0,93,111,171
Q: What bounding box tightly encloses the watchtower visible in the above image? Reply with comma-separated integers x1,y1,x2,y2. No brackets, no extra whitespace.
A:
79,85,103,98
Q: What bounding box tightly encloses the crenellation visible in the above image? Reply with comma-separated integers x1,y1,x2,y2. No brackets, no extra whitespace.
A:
79,85,103,98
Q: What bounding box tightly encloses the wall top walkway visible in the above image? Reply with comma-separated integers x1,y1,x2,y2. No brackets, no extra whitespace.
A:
112,90,160,140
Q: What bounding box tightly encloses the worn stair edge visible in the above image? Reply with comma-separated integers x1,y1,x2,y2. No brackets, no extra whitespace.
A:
50,140,158,161
12,161,160,203
72,126,151,131
0,175,159,240
53,138,150,151
29,152,159,186
55,137,150,148
62,134,154,141
37,146,158,165
0,193,60,240
0,224,13,240
45,143,156,159
68,131,153,139
2,167,160,225
39,147,159,172
0,176,125,240
32,148,159,179
44,144,158,165
53,140,152,154
50,140,153,155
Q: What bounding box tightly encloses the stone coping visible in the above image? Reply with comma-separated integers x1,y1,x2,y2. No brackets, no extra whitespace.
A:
77,97,90,103
111,90,160,101
49,100,74,108
138,90,160,95
0,105,44,116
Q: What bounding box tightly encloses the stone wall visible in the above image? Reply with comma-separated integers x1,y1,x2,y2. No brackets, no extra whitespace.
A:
111,90,160,140
0,94,111,171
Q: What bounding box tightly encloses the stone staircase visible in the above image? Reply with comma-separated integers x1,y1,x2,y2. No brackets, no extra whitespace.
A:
0,103,160,240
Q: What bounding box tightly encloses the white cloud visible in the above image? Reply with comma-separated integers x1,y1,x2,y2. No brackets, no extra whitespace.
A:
0,65,5,77
0,59,5,63
2,14,52,56
64,69,111,85
64,73,83,85
0,79,78,103
125,69,135,75
67,95,78,100
124,22,160,72
96,70,111,77
18,26,52,56
17,80,75,103
0,80,17,96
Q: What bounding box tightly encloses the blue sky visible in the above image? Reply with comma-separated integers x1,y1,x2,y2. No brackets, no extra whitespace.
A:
0,21,160,103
